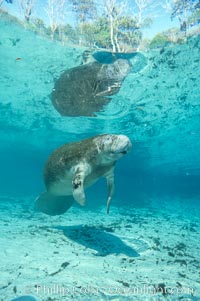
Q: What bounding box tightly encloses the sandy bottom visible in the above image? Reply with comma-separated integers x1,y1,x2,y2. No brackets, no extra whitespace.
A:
0,196,199,301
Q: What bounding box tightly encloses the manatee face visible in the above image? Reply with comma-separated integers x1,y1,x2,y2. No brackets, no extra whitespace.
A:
99,59,131,82
96,134,132,160
113,59,132,80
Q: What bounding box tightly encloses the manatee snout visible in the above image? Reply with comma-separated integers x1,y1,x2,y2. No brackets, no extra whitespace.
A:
105,59,131,81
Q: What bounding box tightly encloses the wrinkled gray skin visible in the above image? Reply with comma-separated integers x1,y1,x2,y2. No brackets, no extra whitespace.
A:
35,134,132,215
51,58,131,117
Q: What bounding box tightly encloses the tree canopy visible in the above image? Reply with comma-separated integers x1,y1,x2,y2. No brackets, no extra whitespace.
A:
171,0,200,32
1,0,200,50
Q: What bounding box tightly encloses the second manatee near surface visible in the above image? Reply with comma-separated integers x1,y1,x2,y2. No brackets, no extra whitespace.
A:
51,58,131,117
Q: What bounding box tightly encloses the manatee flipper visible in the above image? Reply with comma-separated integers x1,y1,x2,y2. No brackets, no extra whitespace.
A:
106,172,115,214
35,192,74,216
72,166,87,206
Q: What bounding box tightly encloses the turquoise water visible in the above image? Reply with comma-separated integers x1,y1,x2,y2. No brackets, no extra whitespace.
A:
0,13,200,301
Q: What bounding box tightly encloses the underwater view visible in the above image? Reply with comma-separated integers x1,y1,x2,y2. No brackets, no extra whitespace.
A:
0,0,200,300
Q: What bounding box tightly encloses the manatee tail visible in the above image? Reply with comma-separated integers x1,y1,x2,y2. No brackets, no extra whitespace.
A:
34,192,74,216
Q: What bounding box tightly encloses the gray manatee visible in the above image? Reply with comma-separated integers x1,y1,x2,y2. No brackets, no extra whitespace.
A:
35,134,132,215
51,58,131,117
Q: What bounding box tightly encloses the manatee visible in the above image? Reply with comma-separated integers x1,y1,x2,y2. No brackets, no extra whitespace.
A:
51,58,131,117
35,134,132,215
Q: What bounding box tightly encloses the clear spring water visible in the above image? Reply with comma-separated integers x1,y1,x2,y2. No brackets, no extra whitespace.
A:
0,13,200,301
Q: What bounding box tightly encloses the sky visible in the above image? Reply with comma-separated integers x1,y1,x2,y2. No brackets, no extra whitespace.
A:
144,14,179,38
1,0,179,38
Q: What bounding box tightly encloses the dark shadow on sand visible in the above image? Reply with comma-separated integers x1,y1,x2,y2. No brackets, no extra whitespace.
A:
53,225,140,257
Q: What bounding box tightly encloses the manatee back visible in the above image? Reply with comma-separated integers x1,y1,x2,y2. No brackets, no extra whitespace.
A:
51,62,108,116
43,137,100,189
